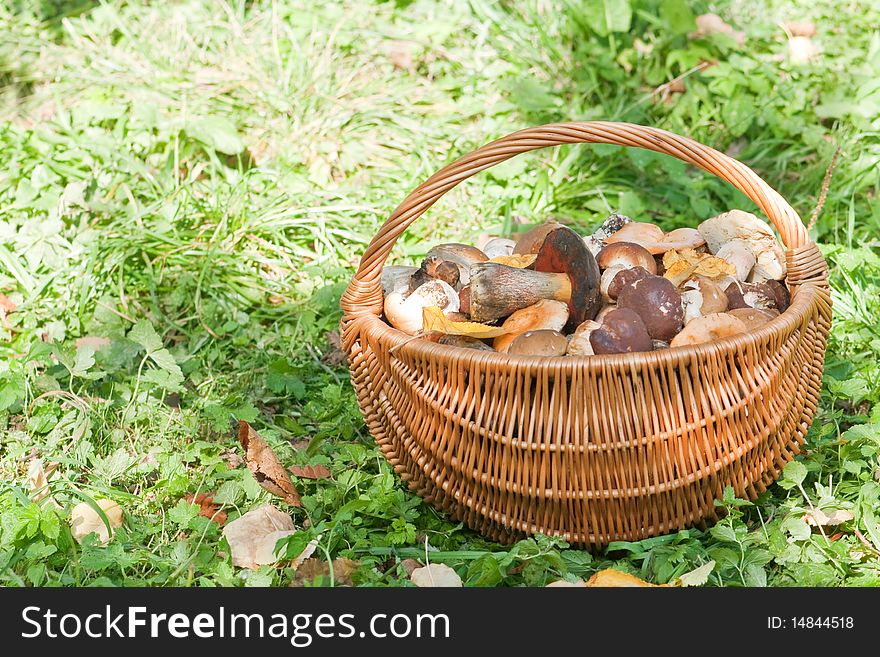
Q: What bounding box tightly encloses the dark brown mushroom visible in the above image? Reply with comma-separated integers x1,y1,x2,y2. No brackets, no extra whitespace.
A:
507,329,568,357
724,281,783,311
513,222,564,255
532,225,602,331
605,266,652,302
589,308,653,354
617,275,684,341
458,284,471,316
425,244,488,285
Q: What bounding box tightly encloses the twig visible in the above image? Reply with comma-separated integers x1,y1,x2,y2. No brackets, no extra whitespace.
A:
807,146,841,232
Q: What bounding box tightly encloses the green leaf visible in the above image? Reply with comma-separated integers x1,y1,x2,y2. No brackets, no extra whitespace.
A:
659,0,695,34
782,461,808,488
577,0,632,37
678,560,715,587
128,320,163,354
781,515,811,541
168,498,200,528
187,117,246,155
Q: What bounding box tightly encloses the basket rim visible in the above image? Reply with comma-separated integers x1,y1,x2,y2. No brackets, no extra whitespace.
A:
352,277,826,370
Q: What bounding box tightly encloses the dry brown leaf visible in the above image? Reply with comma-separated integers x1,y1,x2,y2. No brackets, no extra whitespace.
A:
401,558,422,577
70,499,124,544
0,293,16,314
239,421,302,507
410,563,462,587
689,13,745,46
222,505,295,569
289,464,331,480
75,336,112,350
805,509,854,527
488,253,537,268
422,306,511,338
27,456,58,506
663,249,736,286
586,569,662,587
183,492,227,526
291,557,359,587
322,331,347,366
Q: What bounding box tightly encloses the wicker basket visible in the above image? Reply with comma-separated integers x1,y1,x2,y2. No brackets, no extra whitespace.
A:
340,122,831,546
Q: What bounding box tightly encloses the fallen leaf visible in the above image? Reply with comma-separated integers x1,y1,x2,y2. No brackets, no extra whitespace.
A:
291,557,359,586
291,535,321,569
410,563,462,587
288,464,331,480
27,457,56,505
322,331,347,366
422,306,511,338
663,249,736,286
389,41,415,71
238,421,301,507
676,560,716,587
784,20,816,38
805,509,854,527
74,336,112,350
546,579,587,587
585,569,661,587
222,505,295,569
183,492,227,525
401,558,422,577
70,499,124,544
488,254,537,268
689,13,745,46
0,293,16,314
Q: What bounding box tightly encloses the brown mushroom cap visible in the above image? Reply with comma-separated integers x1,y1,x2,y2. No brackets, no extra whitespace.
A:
425,243,488,285
508,329,568,357
669,313,747,348
513,222,564,255
764,279,791,312
605,223,706,254
589,308,653,354
596,242,657,274
606,266,652,302
423,256,461,288
726,307,780,330
533,225,602,330
724,281,781,311
617,275,684,341
681,275,728,324
458,284,471,316
493,300,569,353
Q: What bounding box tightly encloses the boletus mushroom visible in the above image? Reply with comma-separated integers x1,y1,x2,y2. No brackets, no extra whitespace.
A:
482,237,516,259
583,212,633,254
567,320,601,356
493,299,569,353
697,210,786,281
383,279,459,334
669,313,747,348
589,308,653,355
605,222,706,254
513,222,564,255
714,240,756,282
725,307,780,330
438,334,495,351
381,265,419,296
408,255,461,293
601,265,653,303
470,225,600,328
724,280,789,312
596,242,657,274
508,329,568,357
616,274,684,341
680,275,728,324
424,243,488,286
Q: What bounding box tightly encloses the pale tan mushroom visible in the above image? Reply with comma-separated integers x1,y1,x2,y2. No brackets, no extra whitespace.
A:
680,275,729,324
726,307,780,330
567,320,601,355
715,240,756,282
669,313,747,347
605,222,705,254
493,300,569,353
697,210,786,281
508,329,568,357
384,279,459,334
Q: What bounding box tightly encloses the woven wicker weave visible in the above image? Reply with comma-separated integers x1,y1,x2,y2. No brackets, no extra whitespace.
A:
340,122,831,546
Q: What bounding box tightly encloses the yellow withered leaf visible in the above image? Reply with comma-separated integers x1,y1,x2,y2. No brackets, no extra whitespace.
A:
585,569,665,587
663,249,735,286
422,306,511,338
488,253,537,268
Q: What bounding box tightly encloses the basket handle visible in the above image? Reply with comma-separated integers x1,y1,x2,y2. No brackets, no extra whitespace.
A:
341,121,810,318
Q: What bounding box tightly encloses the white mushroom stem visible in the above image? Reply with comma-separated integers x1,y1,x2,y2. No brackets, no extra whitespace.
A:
384,280,459,335
715,240,756,282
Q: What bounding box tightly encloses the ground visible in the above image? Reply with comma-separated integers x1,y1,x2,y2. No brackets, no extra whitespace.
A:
1,0,879,587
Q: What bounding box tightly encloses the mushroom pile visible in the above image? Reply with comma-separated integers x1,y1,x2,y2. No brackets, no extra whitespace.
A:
380,210,790,357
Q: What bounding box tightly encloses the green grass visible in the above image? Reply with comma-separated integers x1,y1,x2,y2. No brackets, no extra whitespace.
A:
1,0,879,587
